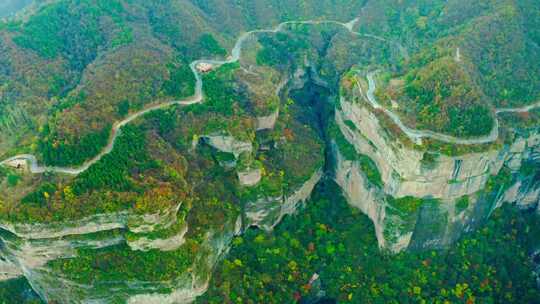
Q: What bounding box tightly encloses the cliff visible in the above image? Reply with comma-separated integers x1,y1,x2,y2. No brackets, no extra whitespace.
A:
332,81,540,252
0,162,323,303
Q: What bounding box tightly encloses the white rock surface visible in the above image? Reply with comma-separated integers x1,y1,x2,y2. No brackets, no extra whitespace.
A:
0,259,22,281
336,98,508,200
128,224,189,252
202,135,252,158
256,109,279,131
334,95,540,251
333,144,403,251
238,168,262,186
0,212,129,239
245,169,323,231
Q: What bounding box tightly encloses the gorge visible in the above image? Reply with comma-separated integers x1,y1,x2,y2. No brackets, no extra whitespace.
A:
0,1,539,303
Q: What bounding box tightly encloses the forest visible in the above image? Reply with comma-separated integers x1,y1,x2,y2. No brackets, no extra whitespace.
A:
0,1,539,303
199,181,540,304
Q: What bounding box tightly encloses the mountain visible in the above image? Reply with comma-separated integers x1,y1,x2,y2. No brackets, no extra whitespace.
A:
0,0,539,303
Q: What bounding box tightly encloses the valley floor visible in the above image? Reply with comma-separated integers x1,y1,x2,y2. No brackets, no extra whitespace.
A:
199,180,540,304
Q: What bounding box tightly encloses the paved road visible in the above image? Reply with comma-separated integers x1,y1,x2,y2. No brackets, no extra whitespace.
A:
1,17,538,174
361,72,539,145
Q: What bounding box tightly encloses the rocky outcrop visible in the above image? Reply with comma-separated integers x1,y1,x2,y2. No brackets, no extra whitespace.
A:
333,144,409,252
0,202,183,241
126,226,237,304
0,215,229,304
333,95,540,251
201,135,252,158
0,165,323,303
0,259,22,281
127,224,189,252
0,209,185,282
256,109,279,131
244,169,323,231
499,178,540,210
0,202,191,302
0,212,129,240
336,98,508,200
1,231,123,273
237,168,262,186
127,204,183,234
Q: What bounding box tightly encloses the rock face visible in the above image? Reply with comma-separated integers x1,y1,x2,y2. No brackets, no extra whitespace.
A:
244,169,323,231
256,109,279,131
0,169,324,303
126,228,237,304
336,98,510,200
333,145,406,251
201,135,252,158
0,212,129,240
333,94,540,252
238,168,262,186
0,213,209,303
500,179,540,210
0,258,23,281
0,202,198,303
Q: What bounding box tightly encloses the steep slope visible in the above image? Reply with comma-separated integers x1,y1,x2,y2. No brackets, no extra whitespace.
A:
0,0,369,164
0,0,539,303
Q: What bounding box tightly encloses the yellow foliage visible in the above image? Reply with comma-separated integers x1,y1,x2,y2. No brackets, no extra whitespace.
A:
233,259,243,267
63,186,76,201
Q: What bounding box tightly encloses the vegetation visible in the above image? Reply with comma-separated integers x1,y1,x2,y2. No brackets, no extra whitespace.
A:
420,152,438,169
328,120,383,188
256,32,308,67
0,278,42,304
198,34,227,57
357,0,540,108
3,124,176,222
0,167,21,188
456,196,470,214
1,1,539,303
420,137,502,158
485,166,514,193
199,181,540,304
387,195,434,216
162,59,196,99
199,63,244,116
72,125,156,194
48,243,196,284
365,0,540,140
399,56,493,138
12,0,127,69
38,124,112,167
110,25,133,48
357,154,383,188
328,121,357,161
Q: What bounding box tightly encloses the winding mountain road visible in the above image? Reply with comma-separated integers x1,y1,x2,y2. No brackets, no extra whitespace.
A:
1,17,538,174
361,72,539,145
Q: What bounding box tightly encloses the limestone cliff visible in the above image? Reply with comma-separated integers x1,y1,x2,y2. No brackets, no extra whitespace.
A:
0,167,323,303
332,87,540,252
244,169,323,231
